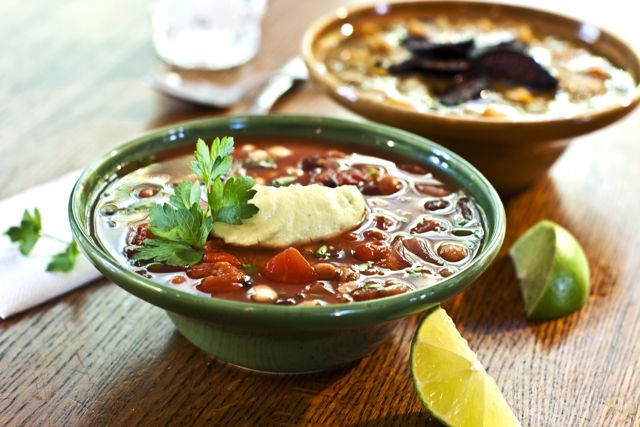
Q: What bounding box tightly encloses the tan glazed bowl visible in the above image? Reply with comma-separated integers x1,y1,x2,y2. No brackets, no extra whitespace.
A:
302,1,640,193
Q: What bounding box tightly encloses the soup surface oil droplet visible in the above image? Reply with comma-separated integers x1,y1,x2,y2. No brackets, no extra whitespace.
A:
100,203,118,216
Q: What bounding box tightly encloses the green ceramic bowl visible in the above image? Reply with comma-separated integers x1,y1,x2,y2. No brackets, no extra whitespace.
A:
69,115,505,373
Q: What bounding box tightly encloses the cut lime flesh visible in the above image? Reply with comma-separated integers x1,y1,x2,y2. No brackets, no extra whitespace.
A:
509,220,590,321
411,307,521,427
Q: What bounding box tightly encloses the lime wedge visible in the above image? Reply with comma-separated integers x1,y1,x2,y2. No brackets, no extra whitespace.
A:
411,307,520,427
509,220,590,321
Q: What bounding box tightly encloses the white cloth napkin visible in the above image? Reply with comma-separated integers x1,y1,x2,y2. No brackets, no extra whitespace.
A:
0,171,101,319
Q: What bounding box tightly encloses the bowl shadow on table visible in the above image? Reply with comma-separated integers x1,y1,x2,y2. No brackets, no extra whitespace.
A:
84,314,436,426
84,328,355,425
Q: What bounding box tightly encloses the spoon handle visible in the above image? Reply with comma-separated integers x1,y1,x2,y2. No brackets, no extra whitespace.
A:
247,57,308,114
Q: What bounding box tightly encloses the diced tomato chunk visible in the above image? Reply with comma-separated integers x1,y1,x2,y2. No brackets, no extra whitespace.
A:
192,261,246,293
262,247,317,284
197,276,244,293
203,251,241,266
187,261,244,279
353,241,390,262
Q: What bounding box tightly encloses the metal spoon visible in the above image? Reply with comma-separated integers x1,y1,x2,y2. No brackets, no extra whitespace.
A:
145,57,308,109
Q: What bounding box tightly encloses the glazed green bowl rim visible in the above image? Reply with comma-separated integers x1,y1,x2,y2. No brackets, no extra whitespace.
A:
69,115,505,330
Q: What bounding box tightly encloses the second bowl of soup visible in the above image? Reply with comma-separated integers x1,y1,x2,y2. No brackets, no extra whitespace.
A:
302,1,640,192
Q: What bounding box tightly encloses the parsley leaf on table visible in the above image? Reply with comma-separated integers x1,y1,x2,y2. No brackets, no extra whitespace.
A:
5,208,42,255
5,208,81,272
46,241,80,272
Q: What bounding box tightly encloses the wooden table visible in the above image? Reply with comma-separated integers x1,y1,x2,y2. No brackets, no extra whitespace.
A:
1,0,638,425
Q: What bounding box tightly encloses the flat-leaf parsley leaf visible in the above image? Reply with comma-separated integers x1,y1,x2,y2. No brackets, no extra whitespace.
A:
133,137,258,267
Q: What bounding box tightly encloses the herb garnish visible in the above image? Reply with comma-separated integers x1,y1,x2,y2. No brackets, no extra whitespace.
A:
244,158,277,169
133,137,258,267
314,244,329,259
356,262,373,272
241,263,259,275
4,208,80,272
272,176,297,188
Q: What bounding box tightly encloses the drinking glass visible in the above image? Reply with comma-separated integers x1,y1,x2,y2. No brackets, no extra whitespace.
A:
150,0,267,70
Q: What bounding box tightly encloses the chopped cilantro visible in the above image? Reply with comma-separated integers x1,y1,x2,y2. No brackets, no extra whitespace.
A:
241,263,259,275
356,262,373,272
272,176,297,187
244,158,277,169
314,245,329,258
363,280,384,289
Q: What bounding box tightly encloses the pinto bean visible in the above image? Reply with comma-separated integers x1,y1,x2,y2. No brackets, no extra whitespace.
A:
338,266,360,282
314,263,338,280
171,275,186,285
247,285,279,303
298,299,329,307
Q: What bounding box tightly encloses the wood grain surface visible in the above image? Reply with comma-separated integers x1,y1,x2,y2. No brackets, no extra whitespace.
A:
1,0,639,426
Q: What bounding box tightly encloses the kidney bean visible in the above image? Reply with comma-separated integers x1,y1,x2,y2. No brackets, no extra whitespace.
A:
403,237,444,266
375,214,397,231
438,243,468,262
456,197,475,222
133,183,162,198
424,199,450,211
385,237,413,270
415,183,451,197
378,175,403,195
411,218,448,234
363,229,389,241
353,241,390,261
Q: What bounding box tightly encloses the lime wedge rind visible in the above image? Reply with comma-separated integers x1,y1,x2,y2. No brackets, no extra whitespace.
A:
509,220,590,321
411,307,521,427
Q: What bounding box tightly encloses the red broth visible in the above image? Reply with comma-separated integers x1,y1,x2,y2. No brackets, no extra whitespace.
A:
93,138,485,305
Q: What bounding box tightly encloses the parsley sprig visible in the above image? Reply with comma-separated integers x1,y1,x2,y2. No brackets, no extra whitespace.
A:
4,208,80,272
133,137,258,267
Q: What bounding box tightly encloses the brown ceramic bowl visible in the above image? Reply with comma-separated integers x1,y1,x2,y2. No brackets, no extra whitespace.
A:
302,1,640,193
